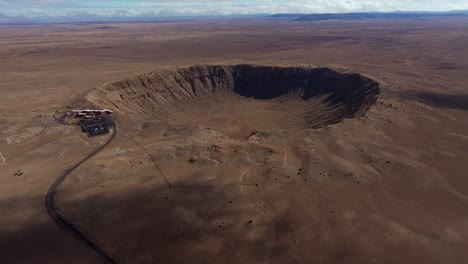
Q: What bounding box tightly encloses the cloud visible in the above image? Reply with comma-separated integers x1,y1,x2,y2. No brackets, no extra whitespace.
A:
1,0,468,21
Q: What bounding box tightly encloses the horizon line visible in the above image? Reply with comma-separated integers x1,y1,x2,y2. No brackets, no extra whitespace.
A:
1,10,468,24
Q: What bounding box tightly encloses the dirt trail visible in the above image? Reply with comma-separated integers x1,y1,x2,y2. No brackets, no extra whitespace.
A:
0,152,5,167
240,141,289,264
133,140,173,189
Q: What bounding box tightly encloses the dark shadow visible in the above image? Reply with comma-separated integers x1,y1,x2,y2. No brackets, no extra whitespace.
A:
1,179,278,264
405,91,468,111
55,183,274,264
231,65,380,125
0,195,97,264
231,65,380,103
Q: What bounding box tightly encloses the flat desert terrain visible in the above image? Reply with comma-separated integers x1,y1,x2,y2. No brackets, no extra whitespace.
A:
1,17,468,264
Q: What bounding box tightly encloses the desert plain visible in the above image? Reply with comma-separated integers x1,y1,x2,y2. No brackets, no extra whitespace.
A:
1,17,468,264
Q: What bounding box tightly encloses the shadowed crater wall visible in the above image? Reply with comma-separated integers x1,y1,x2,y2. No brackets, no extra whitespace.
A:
88,65,380,138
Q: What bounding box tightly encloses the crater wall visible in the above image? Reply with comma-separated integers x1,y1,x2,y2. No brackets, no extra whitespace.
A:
87,65,380,137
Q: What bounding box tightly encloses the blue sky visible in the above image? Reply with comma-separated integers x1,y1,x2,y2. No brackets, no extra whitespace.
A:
1,0,468,19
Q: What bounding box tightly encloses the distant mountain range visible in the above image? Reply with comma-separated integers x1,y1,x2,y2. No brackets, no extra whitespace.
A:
270,11,468,21
2,11,468,25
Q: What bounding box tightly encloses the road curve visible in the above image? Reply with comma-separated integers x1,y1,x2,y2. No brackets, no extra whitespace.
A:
45,117,120,264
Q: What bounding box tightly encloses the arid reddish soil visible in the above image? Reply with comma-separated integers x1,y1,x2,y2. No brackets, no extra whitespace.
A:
1,18,468,264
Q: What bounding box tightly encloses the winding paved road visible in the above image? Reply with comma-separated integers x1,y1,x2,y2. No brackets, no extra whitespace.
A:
45,117,120,264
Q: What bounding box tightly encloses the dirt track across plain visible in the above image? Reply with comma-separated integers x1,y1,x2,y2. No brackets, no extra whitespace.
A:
240,140,289,264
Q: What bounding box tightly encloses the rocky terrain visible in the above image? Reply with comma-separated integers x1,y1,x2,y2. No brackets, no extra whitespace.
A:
1,18,468,264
